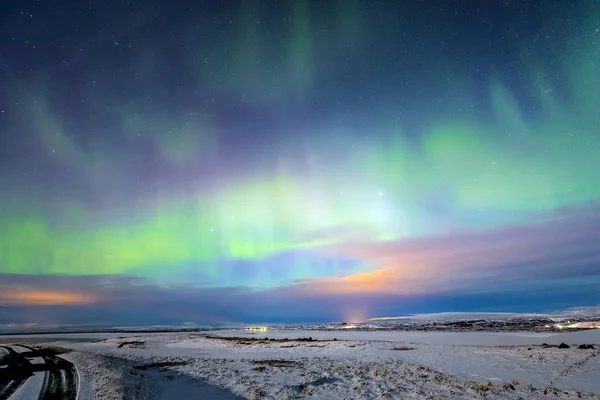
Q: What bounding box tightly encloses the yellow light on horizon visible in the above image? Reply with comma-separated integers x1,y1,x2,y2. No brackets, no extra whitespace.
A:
245,326,268,332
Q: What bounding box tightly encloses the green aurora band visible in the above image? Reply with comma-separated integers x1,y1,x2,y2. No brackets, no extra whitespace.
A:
0,3,599,290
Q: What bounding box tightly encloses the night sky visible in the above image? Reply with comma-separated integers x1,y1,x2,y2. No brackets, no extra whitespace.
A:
1,0,599,326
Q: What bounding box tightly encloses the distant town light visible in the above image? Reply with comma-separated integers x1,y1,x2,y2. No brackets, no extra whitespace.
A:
245,326,268,332
545,321,600,329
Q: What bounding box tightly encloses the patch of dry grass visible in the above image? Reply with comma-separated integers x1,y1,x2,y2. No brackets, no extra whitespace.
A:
117,341,145,349
470,380,494,392
499,382,516,391
206,335,337,346
391,346,415,351
36,346,75,356
133,361,189,370
251,359,298,367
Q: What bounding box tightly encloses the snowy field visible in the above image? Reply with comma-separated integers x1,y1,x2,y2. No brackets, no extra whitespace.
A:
1,329,599,399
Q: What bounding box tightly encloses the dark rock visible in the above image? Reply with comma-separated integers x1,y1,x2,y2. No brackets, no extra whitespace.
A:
577,344,595,349
558,343,570,349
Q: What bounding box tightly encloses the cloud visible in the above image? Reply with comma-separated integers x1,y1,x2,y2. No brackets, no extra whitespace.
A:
1,205,599,325
304,208,600,296
0,273,250,325
0,271,598,326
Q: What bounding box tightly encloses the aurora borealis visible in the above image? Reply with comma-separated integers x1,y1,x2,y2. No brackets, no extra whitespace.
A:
1,1,599,326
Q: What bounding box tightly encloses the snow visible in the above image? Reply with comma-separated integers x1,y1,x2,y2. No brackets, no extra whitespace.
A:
0,346,8,363
27,356,45,365
2,345,45,400
0,346,8,372
371,312,548,320
9,370,45,400
15,328,598,399
10,345,32,354
206,327,600,347
62,350,241,400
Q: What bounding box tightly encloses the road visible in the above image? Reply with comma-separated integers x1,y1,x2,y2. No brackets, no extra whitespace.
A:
0,345,78,400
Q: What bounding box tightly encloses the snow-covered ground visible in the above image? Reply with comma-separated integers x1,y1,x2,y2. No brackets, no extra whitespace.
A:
3,329,600,399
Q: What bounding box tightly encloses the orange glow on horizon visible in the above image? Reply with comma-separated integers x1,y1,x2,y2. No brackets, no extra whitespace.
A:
0,290,98,306
300,260,445,297
303,267,401,295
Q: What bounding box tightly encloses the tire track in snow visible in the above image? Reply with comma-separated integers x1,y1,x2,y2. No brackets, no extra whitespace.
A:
556,350,598,378
39,354,78,400
0,346,34,400
0,345,78,400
